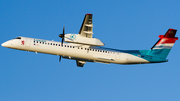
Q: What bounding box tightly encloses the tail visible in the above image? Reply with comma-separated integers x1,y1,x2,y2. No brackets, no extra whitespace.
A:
147,28,178,58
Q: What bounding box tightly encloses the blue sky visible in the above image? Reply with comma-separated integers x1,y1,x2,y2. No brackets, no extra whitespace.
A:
0,0,180,101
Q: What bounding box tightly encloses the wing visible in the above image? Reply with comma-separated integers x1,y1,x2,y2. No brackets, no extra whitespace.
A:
79,14,93,38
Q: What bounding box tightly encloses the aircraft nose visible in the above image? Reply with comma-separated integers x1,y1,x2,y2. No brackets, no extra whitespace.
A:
1,41,9,47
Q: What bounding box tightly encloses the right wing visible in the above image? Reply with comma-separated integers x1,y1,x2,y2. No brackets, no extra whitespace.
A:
79,14,93,38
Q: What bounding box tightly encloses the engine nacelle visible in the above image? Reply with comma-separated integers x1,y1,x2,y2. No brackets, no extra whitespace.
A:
64,34,104,46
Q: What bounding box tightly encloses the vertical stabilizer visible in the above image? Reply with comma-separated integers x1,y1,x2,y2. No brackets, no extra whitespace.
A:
147,28,178,58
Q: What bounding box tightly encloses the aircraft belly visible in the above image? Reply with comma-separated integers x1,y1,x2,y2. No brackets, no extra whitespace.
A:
30,45,92,60
119,53,149,64
92,53,115,63
28,45,118,64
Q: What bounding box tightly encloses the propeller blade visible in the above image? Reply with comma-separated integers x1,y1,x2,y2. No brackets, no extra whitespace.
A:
62,38,64,45
59,56,62,62
63,26,65,35
61,26,65,45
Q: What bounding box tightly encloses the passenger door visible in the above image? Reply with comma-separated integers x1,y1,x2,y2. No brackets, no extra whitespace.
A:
25,38,31,47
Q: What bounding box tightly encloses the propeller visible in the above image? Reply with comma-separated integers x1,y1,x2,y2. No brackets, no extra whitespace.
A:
59,26,65,45
58,26,65,62
59,56,62,62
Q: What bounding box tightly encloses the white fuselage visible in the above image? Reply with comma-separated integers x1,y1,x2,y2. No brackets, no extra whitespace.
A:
2,37,149,65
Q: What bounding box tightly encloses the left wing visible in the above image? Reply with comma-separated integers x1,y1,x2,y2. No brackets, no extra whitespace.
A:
79,14,93,38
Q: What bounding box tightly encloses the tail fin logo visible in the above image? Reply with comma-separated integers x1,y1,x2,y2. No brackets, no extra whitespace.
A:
148,28,178,58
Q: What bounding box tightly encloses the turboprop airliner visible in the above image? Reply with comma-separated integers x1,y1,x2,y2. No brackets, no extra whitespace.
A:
1,14,178,67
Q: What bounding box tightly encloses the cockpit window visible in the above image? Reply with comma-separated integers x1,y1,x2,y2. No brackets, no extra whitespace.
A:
15,37,21,39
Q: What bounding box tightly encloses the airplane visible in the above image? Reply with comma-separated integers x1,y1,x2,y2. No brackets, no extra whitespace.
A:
1,14,178,67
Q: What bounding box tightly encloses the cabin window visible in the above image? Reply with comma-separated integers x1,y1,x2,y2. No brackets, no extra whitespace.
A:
42,42,44,44
15,37,21,39
59,44,60,46
56,44,57,46
81,48,83,49
85,48,86,50
45,43,47,44
73,46,75,48
70,46,72,48
67,45,69,48
50,43,52,45
64,45,66,47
